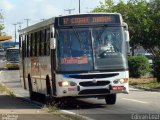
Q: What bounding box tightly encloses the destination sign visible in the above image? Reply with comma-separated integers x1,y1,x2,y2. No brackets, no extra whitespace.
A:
58,14,120,26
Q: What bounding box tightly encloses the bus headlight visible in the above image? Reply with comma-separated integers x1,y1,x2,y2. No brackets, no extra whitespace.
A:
113,78,128,84
58,81,77,87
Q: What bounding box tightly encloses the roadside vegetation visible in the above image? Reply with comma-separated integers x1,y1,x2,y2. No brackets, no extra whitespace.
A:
43,104,87,120
0,83,15,96
130,78,160,90
128,56,160,90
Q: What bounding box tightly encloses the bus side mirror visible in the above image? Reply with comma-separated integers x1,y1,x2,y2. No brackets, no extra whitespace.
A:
124,31,130,54
50,38,56,49
50,27,56,49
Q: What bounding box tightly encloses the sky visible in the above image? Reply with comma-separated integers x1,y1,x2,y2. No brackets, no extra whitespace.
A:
0,0,112,41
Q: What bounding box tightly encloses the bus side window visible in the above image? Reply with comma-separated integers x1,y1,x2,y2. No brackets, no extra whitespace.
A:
41,29,45,56
44,29,47,56
28,34,31,57
31,33,34,57
24,35,27,57
37,31,40,56
32,33,35,56
19,35,22,48
27,35,29,57
34,32,37,56
39,31,42,56
46,28,50,55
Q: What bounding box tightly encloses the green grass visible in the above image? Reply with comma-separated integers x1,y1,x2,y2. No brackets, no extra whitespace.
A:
0,83,15,96
130,78,160,89
136,82,160,89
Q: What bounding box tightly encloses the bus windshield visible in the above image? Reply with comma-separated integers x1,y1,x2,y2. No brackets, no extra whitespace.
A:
57,26,127,72
6,49,19,62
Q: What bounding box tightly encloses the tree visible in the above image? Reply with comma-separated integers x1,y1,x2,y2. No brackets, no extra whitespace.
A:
141,0,160,57
0,11,4,36
93,0,160,58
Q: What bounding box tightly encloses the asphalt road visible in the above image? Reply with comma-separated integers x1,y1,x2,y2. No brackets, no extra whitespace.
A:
0,70,160,120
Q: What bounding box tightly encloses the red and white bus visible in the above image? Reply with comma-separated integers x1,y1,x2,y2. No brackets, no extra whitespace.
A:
19,13,130,104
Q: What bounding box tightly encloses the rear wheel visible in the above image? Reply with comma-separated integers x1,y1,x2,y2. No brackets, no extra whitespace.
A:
28,75,36,100
105,94,116,105
45,75,53,105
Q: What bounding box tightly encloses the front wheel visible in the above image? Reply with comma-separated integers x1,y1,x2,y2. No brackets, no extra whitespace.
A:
105,94,116,105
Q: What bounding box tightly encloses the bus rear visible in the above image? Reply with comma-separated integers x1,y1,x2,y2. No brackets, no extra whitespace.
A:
53,13,130,104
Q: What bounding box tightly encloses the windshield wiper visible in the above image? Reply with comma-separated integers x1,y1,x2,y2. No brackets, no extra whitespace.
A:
73,27,83,50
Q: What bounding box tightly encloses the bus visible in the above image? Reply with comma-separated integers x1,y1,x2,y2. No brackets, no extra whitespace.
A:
19,13,130,105
5,47,19,69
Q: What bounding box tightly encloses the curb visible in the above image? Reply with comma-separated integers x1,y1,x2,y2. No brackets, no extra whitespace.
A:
130,85,160,92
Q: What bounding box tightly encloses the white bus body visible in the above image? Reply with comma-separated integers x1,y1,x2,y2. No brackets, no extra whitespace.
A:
19,13,129,105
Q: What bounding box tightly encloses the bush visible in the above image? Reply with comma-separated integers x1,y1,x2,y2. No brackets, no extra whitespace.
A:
153,57,160,82
128,56,151,78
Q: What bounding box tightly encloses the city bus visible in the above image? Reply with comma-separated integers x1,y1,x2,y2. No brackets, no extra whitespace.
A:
5,46,19,69
19,13,130,105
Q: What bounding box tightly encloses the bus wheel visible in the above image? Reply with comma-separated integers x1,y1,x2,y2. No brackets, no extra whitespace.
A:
105,94,116,105
28,75,35,100
45,75,52,105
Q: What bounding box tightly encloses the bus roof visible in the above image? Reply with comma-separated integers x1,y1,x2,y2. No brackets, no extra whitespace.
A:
19,17,55,34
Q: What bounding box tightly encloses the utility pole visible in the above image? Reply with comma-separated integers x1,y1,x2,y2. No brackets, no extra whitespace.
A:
17,22,22,30
79,0,81,13
24,19,30,27
64,8,75,14
13,23,17,46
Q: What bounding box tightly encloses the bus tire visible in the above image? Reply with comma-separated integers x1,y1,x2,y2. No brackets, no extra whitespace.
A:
105,94,116,105
28,74,35,100
45,75,52,104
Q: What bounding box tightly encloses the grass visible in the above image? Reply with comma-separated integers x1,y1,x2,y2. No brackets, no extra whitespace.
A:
43,104,87,120
0,83,15,96
130,77,160,89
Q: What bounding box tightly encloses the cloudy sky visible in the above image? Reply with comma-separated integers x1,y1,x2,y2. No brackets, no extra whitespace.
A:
0,0,109,41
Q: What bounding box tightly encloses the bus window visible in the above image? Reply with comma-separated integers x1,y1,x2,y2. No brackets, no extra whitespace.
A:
34,32,37,56
39,31,42,56
24,35,27,58
32,33,35,56
44,29,47,55
37,31,40,56
26,35,29,57
46,29,50,55
30,34,33,57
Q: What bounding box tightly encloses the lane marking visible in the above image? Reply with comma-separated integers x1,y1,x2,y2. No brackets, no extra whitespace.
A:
61,110,95,120
122,98,149,104
61,110,76,115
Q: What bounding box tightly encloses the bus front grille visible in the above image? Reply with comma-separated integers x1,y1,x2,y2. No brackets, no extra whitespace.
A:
79,89,110,95
79,81,110,87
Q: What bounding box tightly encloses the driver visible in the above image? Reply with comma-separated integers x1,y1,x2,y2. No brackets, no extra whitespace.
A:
101,34,115,52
